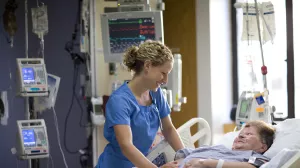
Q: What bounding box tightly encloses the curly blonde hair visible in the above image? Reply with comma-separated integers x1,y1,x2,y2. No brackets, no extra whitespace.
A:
122,40,173,74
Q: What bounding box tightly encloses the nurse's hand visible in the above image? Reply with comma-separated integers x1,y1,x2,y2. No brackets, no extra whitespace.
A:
160,160,181,168
183,159,209,168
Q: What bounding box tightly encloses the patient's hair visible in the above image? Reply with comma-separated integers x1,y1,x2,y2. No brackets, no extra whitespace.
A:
245,120,275,150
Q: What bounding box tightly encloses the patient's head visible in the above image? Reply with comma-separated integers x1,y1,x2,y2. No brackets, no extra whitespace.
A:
232,120,275,153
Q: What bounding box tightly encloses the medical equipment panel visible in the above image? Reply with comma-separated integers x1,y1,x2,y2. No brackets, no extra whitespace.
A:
90,97,105,125
162,54,186,112
16,119,49,159
101,11,164,63
236,91,261,130
166,54,187,111
117,0,150,12
16,58,48,97
80,0,89,53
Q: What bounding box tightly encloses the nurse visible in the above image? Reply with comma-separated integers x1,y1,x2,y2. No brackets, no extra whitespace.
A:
96,40,185,168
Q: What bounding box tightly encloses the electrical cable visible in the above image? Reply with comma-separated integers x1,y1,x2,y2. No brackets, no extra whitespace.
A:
63,1,93,166
63,62,89,155
50,154,54,168
47,154,54,168
63,63,80,154
74,64,90,128
16,158,19,168
52,107,69,168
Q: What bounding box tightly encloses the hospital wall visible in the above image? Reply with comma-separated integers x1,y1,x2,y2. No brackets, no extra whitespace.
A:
0,0,89,168
196,0,233,144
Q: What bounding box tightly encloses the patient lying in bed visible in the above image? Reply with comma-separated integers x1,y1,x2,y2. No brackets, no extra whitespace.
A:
165,120,275,168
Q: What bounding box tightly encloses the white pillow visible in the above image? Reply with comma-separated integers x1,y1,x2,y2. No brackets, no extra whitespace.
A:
216,131,239,149
264,119,300,158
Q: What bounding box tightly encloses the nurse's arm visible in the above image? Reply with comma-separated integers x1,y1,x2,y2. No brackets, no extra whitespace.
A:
114,125,157,168
161,116,185,152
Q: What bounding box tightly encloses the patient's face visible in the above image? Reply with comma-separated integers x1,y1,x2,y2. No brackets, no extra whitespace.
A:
232,126,267,153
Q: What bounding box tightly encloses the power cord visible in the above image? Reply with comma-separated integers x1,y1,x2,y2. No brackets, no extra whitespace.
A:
63,62,90,155
15,157,18,168
47,154,54,168
63,63,81,154
63,0,93,165
52,107,69,168
74,64,90,128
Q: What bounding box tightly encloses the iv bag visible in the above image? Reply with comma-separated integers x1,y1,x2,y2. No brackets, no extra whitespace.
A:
34,74,60,113
241,3,261,42
31,5,49,37
261,2,276,43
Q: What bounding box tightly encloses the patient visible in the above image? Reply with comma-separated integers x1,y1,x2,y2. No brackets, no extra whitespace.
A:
164,120,275,168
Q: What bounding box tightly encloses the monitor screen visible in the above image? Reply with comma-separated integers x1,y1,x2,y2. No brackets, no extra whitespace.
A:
94,104,102,115
101,11,163,63
22,129,36,147
239,100,248,118
22,67,35,84
108,17,155,54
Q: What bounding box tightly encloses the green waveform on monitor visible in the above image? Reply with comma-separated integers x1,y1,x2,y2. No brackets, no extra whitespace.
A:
110,35,146,41
109,19,143,25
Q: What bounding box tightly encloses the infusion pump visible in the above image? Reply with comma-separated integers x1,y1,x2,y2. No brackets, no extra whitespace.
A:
16,119,49,159
16,58,48,97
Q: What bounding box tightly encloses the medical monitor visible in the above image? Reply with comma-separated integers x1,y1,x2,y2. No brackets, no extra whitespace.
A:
16,58,48,97
101,11,164,63
17,119,49,159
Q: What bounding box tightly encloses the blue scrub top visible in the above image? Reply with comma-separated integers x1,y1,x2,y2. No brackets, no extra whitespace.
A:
96,83,171,168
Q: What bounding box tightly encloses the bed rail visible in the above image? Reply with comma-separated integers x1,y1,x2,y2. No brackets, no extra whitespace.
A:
146,117,212,164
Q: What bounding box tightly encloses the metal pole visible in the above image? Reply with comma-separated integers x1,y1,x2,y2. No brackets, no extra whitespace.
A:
25,0,32,167
89,0,99,166
25,0,28,59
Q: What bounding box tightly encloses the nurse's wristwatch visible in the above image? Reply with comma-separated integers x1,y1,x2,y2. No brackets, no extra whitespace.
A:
174,149,187,161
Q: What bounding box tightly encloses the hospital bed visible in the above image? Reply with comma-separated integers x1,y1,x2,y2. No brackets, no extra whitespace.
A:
147,118,300,168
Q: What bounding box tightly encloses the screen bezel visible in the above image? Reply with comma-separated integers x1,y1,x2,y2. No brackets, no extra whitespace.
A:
101,11,164,63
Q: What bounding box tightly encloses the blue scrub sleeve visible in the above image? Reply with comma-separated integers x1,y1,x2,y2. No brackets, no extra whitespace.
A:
105,96,131,128
157,88,171,119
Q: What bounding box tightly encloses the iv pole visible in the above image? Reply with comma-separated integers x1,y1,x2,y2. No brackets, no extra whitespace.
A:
25,0,40,167
89,0,99,166
24,1,33,168
253,0,273,124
